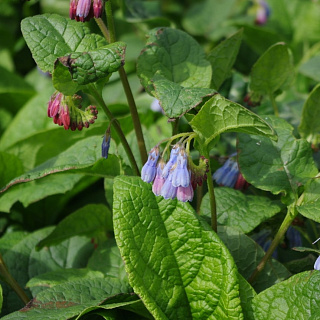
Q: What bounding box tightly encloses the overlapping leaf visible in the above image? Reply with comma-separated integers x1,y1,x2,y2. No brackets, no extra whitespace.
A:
238,116,318,196
113,176,243,320
21,14,107,73
252,271,320,319
190,94,275,149
200,188,282,233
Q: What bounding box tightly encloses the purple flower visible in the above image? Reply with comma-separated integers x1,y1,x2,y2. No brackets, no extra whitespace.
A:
255,0,271,25
177,184,194,202
152,160,166,196
102,131,111,159
93,0,104,18
314,256,320,270
76,0,91,21
162,144,180,179
160,172,177,200
171,150,190,188
213,156,239,188
141,146,160,183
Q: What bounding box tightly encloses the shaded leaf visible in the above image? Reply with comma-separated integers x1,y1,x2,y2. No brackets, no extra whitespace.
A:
218,226,291,293
207,29,243,90
113,176,243,320
0,152,24,189
200,188,282,233
238,116,318,196
299,56,320,82
37,204,113,249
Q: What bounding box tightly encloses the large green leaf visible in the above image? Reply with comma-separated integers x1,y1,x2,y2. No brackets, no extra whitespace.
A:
238,274,256,320
238,116,318,196
151,74,215,119
298,84,320,143
297,178,320,223
137,27,212,94
249,43,294,96
2,278,133,320
252,271,320,319
207,29,243,90
218,226,291,293
1,137,120,192
200,188,282,233
37,204,113,249
21,14,107,73
0,152,24,189
189,94,275,148
54,43,126,86
113,176,243,320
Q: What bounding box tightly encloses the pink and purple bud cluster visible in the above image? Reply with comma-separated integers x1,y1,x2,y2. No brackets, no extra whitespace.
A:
48,91,98,131
141,144,208,202
70,0,104,22
213,153,249,190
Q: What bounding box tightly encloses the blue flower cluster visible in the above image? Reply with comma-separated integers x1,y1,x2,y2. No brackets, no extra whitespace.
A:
212,154,249,190
141,144,208,202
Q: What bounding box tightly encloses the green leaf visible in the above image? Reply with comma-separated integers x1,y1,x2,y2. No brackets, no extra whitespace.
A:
1,137,120,192
137,27,212,94
0,152,24,189
207,29,243,90
252,271,320,319
55,43,126,85
26,269,105,289
52,59,81,96
298,84,320,143
299,56,320,82
123,0,162,21
297,178,320,223
182,0,236,40
249,43,294,96
151,75,215,119
37,204,113,249
113,176,243,320
2,278,132,320
189,94,275,148
87,239,128,281
238,274,256,320
0,66,36,113
200,188,282,233
21,14,107,73
238,116,318,196
218,226,291,293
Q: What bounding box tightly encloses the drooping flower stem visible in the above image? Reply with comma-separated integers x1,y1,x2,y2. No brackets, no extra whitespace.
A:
0,253,29,305
248,200,301,284
99,1,148,165
89,84,140,176
204,149,217,232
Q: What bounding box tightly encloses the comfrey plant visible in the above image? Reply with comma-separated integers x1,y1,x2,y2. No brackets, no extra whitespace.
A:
2,1,320,319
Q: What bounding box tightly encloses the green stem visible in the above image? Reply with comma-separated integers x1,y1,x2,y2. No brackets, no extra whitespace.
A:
171,118,179,136
103,0,148,164
204,149,217,232
0,254,29,305
248,205,297,284
196,184,203,214
269,93,279,117
89,84,140,176
94,18,110,42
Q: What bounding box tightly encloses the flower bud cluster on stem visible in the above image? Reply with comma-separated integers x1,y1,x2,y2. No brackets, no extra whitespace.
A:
69,0,104,22
141,134,209,202
48,91,98,131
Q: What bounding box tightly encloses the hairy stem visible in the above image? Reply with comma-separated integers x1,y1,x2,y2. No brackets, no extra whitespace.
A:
102,1,148,164
89,85,140,176
248,204,298,283
204,149,217,232
0,254,29,305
